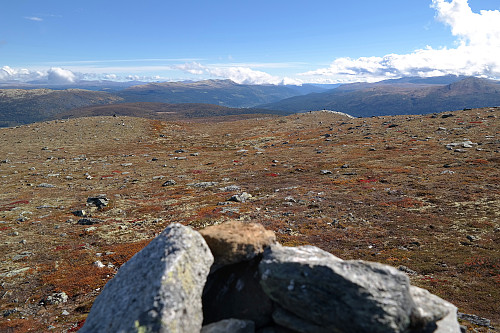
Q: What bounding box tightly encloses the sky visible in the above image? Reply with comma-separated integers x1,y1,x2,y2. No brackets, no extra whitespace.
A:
1,0,499,85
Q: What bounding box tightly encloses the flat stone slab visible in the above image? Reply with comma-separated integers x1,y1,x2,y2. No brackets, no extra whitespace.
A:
200,221,276,270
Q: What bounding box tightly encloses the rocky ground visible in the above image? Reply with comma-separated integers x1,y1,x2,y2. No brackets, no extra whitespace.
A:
0,107,498,332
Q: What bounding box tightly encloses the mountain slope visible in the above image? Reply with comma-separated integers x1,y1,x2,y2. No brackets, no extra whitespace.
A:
0,89,123,127
261,77,500,116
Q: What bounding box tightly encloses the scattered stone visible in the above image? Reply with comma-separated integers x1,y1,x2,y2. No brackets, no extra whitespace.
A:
77,218,103,225
466,235,478,242
320,170,332,175
86,196,109,209
201,319,255,333
441,170,455,175
72,210,87,217
3,308,19,317
228,192,252,203
121,163,133,167
162,179,177,186
80,224,213,333
190,181,219,188
45,292,69,305
398,265,418,276
445,141,476,150
457,312,492,328
37,183,55,188
61,310,70,316
12,251,33,261
94,261,105,268
219,185,241,192
0,267,31,278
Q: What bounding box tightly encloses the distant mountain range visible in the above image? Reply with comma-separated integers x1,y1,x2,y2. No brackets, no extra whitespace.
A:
116,79,329,107
260,76,500,116
0,76,499,127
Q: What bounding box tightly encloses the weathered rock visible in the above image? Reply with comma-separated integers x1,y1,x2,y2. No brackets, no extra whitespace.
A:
410,286,460,333
272,306,329,333
201,318,255,333
228,192,252,203
162,179,177,186
45,292,69,305
79,223,214,333
259,244,416,333
37,183,55,188
72,209,87,217
203,257,274,328
77,218,103,225
200,221,276,270
457,312,492,328
190,181,219,188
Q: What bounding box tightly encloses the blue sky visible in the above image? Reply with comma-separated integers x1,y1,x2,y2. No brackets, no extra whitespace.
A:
1,0,499,84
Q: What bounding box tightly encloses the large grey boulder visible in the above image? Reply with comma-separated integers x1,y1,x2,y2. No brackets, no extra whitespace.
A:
259,244,416,333
80,223,214,333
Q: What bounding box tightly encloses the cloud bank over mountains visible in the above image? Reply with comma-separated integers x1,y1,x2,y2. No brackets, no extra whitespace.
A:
1,0,499,85
176,62,302,85
300,0,500,83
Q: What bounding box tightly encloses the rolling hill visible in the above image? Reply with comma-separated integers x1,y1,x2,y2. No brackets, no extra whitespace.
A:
51,102,291,122
0,89,123,127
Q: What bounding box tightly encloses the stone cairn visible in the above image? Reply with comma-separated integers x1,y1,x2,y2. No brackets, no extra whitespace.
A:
80,221,461,333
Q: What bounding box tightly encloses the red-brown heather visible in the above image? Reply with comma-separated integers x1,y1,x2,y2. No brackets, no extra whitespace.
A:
0,107,498,332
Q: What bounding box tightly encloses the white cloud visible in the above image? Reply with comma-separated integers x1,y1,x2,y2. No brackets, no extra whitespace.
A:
300,0,500,83
24,16,43,22
0,66,45,82
47,67,77,84
176,62,302,85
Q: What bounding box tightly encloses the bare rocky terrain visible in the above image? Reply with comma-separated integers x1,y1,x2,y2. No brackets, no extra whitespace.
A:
0,107,498,332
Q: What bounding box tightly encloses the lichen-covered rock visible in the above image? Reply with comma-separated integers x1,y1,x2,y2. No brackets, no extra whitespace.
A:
259,244,415,333
200,221,276,270
80,223,213,333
